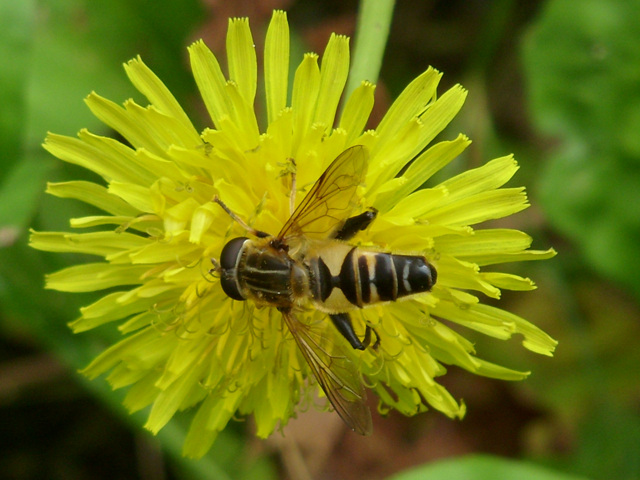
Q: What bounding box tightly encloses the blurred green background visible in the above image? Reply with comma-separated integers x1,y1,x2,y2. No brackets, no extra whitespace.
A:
1,0,639,479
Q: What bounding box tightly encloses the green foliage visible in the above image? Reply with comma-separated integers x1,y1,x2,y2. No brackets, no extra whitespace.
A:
386,455,590,480
523,0,640,299
0,0,34,182
2,0,639,478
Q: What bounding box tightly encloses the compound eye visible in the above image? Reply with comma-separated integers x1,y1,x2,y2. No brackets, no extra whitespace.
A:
219,237,248,301
220,237,249,270
220,274,245,301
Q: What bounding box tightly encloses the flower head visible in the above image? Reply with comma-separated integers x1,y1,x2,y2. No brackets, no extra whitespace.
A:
31,11,556,457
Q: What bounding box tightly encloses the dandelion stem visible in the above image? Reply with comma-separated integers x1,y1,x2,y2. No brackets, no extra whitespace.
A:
347,0,396,97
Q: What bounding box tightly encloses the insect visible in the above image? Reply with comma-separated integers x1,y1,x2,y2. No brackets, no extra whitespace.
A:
212,145,437,435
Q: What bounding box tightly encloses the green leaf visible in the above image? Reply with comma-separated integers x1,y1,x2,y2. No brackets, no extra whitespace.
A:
28,0,206,142
522,0,640,299
386,455,590,480
0,154,53,240
567,403,640,480
0,0,35,182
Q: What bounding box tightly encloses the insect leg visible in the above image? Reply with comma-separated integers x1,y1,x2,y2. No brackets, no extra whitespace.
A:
213,196,270,238
329,312,365,350
334,208,378,241
361,325,381,351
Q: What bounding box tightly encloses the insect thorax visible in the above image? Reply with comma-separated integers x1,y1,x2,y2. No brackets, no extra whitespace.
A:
238,241,309,308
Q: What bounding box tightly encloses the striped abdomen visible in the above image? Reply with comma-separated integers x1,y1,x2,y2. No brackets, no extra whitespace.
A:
309,245,437,311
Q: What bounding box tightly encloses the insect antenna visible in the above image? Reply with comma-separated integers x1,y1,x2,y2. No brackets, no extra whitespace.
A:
209,257,221,276
213,195,270,238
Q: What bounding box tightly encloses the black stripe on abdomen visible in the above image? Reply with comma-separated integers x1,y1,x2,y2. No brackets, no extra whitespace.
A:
392,255,437,298
314,257,333,302
373,253,397,301
338,247,360,306
358,255,370,304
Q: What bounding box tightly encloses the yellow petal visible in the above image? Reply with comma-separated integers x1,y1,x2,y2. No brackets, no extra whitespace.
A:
471,359,530,381
482,272,537,291
415,84,467,153
473,248,557,267
29,230,149,257
436,254,502,298
44,132,155,185
46,180,140,216
164,197,201,234
224,81,260,148
85,93,164,155
339,80,375,144
121,100,202,150
435,229,533,257
146,358,208,433
122,371,162,410
377,186,448,220
435,298,515,340
109,182,155,213
291,53,320,152
264,10,290,124
423,188,529,226
46,263,149,292
81,327,159,379
226,17,257,105
376,68,441,142
437,155,519,203
128,236,200,264
188,40,231,129
368,117,423,193
71,291,168,332
313,34,350,128
124,56,199,140
378,134,470,210
190,202,222,244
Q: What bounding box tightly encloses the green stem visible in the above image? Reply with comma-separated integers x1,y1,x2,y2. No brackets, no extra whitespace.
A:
346,0,396,97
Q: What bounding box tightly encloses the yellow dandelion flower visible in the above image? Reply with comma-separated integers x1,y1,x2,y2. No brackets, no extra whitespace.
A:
30,10,556,458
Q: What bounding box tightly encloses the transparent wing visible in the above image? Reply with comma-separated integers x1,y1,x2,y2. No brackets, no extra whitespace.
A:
277,145,369,241
282,309,372,435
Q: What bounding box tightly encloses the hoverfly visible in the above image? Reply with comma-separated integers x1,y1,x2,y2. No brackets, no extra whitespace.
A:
213,145,437,435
